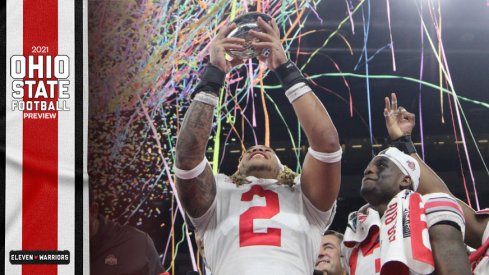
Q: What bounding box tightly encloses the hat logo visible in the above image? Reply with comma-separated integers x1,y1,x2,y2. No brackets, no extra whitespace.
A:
105,254,118,266
407,160,416,171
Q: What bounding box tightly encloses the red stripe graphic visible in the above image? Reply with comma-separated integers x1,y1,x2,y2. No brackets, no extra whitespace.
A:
23,0,58,274
424,200,463,215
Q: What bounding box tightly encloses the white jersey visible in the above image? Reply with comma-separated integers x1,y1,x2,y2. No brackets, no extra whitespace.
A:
190,174,335,275
473,223,489,275
342,192,465,275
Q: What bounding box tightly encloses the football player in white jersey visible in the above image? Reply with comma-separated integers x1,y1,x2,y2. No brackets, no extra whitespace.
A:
174,15,341,275
385,94,489,274
383,93,489,274
341,94,471,275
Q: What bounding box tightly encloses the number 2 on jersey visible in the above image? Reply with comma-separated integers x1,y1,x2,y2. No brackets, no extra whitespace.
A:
239,185,281,247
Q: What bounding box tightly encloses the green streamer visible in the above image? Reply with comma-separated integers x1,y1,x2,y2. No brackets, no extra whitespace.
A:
164,223,188,272
264,93,302,171
258,74,489,108
230,0,237,20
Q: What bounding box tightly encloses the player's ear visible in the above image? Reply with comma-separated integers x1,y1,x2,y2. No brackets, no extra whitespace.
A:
400,175,412,190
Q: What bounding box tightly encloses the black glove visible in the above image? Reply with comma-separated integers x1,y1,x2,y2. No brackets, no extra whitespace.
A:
273,60,307,91
193,64,226,96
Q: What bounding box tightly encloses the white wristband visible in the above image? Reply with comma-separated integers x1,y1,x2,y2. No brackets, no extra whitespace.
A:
285,82,311,103
308,147,342,163
193,92,218,107
174,157,209,179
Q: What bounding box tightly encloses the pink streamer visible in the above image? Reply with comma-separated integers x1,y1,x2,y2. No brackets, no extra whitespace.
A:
138,96,198,270
247,59,257,128
447,96,472,208
426,0,480,209
345,0,355,34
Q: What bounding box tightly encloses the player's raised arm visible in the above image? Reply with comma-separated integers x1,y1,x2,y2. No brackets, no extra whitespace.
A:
384,93,472,275
384,93,451,195
174,23,244,218
251,17,341,212
384,93,489,248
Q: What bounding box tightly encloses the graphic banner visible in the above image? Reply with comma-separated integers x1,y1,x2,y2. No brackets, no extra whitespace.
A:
3,0,87,274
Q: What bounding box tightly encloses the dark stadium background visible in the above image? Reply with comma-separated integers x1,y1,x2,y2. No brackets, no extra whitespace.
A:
88,1,489,274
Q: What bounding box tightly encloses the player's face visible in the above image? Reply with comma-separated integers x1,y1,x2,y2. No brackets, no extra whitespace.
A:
238,145,280,178
360,156,404,206
315,234,344,274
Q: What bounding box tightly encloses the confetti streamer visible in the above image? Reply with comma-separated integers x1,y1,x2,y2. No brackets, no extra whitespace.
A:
87,1,489,272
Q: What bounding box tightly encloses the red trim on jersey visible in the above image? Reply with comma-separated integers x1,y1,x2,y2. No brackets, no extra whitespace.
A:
349,246,360,275
349,228,380,275
424,200,463,214
409,193,433,265
23,0,58,274
360,229,380,258
470,235,489,270
381,261,409,275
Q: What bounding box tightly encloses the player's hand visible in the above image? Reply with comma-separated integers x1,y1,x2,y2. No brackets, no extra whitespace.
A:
384,93,416,140
249,17,287,71
209,23,246,73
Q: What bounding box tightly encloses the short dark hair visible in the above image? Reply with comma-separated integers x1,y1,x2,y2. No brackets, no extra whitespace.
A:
323,230,344,242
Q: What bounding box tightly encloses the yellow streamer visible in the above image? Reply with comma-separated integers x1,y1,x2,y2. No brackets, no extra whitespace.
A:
212,88,225,174
231,0,237,20
197,243,202,275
